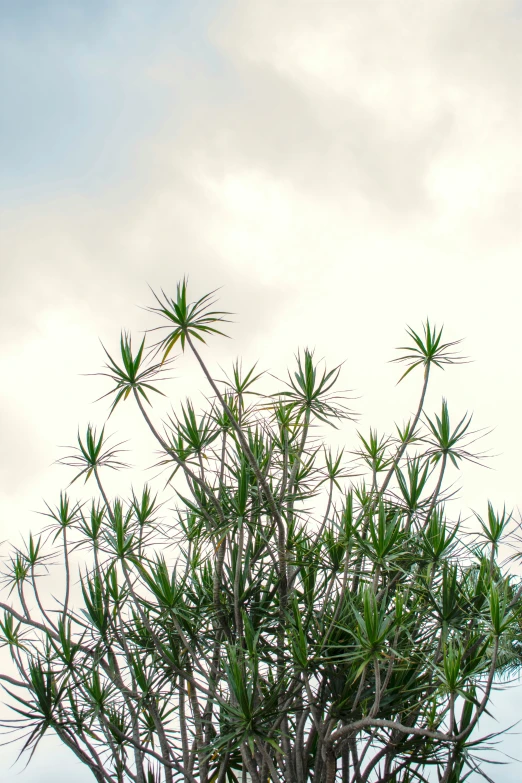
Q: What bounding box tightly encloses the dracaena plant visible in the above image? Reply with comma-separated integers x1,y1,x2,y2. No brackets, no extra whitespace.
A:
1,282,521,783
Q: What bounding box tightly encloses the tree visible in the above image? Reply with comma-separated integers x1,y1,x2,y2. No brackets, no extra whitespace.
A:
1,280,521,783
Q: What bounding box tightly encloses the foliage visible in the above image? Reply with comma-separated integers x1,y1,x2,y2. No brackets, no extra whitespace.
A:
1,282,521,783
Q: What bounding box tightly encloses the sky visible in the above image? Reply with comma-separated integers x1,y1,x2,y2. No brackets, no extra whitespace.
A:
0,0,521,780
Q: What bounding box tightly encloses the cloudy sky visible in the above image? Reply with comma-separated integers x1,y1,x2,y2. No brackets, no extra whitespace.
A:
0,1,521,780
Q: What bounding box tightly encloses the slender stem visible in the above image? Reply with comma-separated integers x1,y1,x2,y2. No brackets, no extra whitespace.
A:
179,676,190,773
425,452,447,523
369,658,381,718
379,366,431,498
234,519,244,641
186,335,287,591
62,527,71,624
133,389,225,522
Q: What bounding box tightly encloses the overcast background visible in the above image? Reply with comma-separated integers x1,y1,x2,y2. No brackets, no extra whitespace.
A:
1,1,521,780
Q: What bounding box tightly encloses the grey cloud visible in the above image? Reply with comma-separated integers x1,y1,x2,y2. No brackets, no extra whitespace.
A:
209,0,520,220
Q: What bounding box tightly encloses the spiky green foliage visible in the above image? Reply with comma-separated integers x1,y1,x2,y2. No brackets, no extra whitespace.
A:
1,282,521,783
